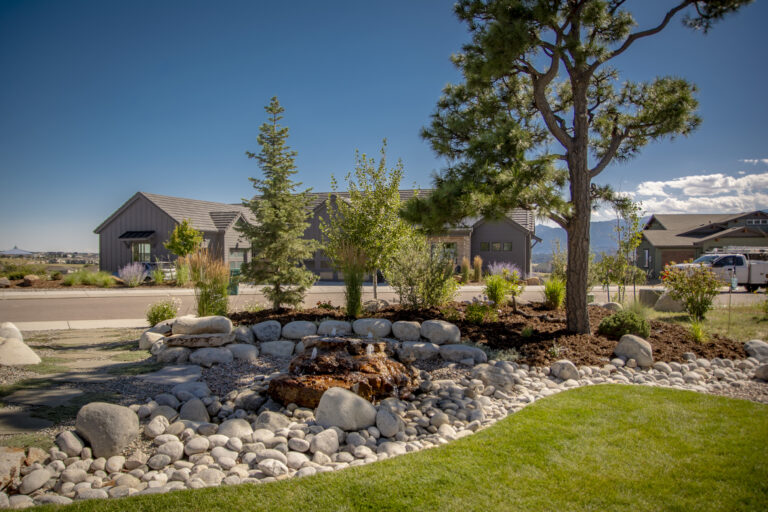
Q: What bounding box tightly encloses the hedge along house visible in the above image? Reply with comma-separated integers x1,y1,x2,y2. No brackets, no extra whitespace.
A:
94,192,256,274
302,190,539,280
637,210,768,278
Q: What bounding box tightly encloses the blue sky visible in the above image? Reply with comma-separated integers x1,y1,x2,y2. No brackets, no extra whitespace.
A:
1,0,766,251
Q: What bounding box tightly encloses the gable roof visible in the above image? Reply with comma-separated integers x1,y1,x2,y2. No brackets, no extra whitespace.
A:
642,211,768,248
94,192,256,234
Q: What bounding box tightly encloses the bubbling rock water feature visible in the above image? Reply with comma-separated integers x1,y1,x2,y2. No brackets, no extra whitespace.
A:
267,336,420,408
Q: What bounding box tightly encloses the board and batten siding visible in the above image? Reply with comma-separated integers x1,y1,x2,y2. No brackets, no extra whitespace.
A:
98,195,178,273
222,222,252,268
470,218,531,277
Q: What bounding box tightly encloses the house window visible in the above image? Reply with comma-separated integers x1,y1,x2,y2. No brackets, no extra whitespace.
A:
441,242,457,261
643,249,649,269
502,242,513,251
132,243,150,263
229,248,247,271
491,242,501,251
480,242,490,251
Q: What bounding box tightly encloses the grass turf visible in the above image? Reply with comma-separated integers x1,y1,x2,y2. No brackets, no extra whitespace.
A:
43,384,768,512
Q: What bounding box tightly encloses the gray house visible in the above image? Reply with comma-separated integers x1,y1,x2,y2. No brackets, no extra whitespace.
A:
94,192,255,273
637,210,768,278
303,190,539,280
96,190,538,279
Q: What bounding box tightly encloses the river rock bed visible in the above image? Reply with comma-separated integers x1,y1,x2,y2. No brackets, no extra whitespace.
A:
2,349,767,508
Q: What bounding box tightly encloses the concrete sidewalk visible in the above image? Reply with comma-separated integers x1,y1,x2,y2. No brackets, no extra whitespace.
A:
15,318,150,331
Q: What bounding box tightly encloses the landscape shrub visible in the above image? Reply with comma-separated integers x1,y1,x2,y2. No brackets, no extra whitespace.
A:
660,264,723,320
543,277,566,310
688,319,708,343
460,257,470,283
487,261,521,278
1,261,47,280
484,275,512,306
175,262,190,286
61,270,113,287
597,310,651,339
521,326,534,338
146,298,180,327
118,262,148,287
384,233,458,309
151,267,164,284
50,271,62,280
465,301,498,324
472,255,482,282
184,250,229,316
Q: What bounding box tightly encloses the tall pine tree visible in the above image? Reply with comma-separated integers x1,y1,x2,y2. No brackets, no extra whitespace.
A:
403,0,752,333
237,97,318,309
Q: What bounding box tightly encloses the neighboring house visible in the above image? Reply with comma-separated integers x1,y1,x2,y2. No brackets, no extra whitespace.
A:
637,210,768,278
303,190,539,280
94,192,255,273
96,190,538,279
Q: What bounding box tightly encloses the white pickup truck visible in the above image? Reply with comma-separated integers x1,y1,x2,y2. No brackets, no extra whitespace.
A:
671,248,768,292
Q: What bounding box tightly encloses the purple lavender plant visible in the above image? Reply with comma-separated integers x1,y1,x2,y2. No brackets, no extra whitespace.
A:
486,261,523,279
118,262,148,287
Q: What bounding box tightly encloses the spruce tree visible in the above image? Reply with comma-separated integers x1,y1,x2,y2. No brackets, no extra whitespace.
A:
403,0,752,333
238,97,318,309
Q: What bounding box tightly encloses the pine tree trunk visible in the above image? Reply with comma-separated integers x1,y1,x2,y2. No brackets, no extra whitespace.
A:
565,79,592,334
372,271,378,300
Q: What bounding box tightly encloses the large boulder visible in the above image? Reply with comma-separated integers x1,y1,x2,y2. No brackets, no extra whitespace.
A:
0,322,23,340
317,320,352,336
189,347,233,367
156,346,191,364
0,446,26,489
21,275,40,287
638,289,663,308
754,364,768,381
172,315,232,335
282,321,317,340
315,387,377,431
217,418,253,439
744,340,768,362
139,331,164,350
614,334,653,367
471,364,519,392
392,321,421,342
233,326,255,344
551,360,579,380
164,332,235,348
260,340,296,358
439,344,488,364
0,277,10,288
353,318,392,338
252,320,281,342
397,342,440,362
228,343,259,362
75,403,139,458
179,398,210,423
0,336,41,366
654,292,685,313
420,320,460,345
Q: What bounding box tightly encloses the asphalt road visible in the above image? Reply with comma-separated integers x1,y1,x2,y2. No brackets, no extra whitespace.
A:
0,284,763,322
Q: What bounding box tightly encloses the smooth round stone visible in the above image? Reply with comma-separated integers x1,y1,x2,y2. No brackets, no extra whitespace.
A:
147,454,172,470
287,438,310,453
105,455,125,473
185,436,210,455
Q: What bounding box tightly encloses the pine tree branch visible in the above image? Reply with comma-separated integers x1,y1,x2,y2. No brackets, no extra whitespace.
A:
592,0,693,72
590,127,628,178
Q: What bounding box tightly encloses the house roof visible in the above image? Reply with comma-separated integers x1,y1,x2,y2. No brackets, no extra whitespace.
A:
0,246,36,256
95,192,256,234
642,211,768,248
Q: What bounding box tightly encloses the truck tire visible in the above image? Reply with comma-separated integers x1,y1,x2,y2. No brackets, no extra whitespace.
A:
745,284,759,293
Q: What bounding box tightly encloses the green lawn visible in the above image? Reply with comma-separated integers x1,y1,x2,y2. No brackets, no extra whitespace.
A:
44,385,768,512
649,303,768,341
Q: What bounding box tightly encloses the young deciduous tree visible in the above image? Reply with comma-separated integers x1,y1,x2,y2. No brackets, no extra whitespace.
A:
164,219,203,257
320,141,411,300
237,97,319,309
402,0,752,333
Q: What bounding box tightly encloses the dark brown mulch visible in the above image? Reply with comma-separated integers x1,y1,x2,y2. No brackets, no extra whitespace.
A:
229,303,747,368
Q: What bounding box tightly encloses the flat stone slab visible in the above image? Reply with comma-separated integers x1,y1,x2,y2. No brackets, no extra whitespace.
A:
4,388,84,407
137,365,202,385
0,410,54,434
46,372,117,384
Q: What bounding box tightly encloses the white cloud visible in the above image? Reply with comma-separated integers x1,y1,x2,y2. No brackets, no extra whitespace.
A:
629,171,768,215
739,158,768,165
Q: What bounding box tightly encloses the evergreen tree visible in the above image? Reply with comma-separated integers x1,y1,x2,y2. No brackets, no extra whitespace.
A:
237,97,318,309
403,0,752,333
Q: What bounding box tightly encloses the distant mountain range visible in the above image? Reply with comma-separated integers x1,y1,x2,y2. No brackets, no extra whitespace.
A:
532,218,645,257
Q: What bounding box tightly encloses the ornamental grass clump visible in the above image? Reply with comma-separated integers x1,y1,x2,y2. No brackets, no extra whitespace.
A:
484,274,512,306
146,298,180,327
472,255,483,282
597,310,650,339
336,242,367,318
62,270,114,287
118,262,147,287
543,277,566,310
183,250,229,316
661,264,723,320
688,319,709,343
460,256,471,283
